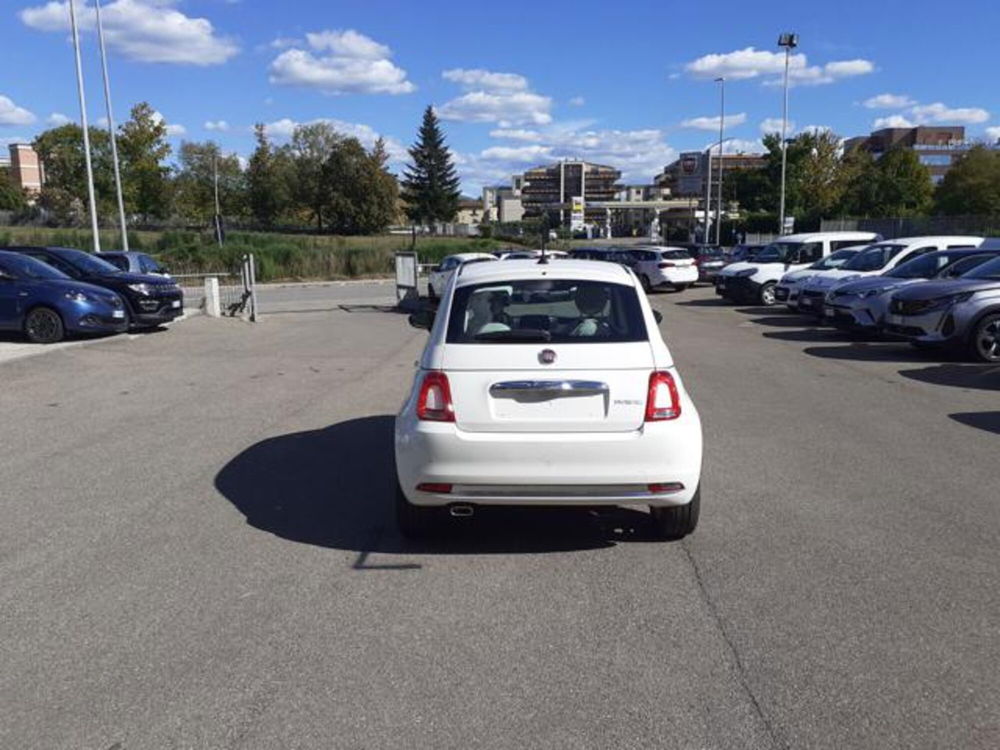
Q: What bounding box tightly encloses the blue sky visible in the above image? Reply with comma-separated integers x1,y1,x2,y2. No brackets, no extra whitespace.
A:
3,0,1000,194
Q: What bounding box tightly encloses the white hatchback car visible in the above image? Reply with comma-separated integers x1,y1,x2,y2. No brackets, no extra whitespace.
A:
629,246,699,293
427,252,498,298
395,259,703,539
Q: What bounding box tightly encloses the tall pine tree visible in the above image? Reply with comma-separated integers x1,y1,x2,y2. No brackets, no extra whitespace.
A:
402,106,461,225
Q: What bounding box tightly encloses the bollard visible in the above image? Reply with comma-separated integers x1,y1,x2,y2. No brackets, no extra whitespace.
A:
204,276,221,317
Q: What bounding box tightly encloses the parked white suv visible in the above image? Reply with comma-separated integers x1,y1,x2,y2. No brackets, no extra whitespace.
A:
629,246,698,293
396,258,704,539
427,252,497,298
715,231,879,306
795,236,983,316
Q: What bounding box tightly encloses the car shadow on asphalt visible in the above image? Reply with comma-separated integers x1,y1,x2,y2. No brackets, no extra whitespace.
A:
899,363,1000,390
215,415,664,556
949,411,1000,435
745,315,823,328
800,342,960,363
674,298,731,308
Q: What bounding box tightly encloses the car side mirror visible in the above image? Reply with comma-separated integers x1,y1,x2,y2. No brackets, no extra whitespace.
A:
653,310,663,324
408,309,435,331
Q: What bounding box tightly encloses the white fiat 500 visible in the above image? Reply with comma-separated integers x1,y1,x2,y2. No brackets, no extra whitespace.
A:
395,258,703,539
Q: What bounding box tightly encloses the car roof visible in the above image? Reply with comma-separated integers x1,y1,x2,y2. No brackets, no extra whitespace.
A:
456,258,634,287
868,235,983,247
444,252,497,262
777,231,880,242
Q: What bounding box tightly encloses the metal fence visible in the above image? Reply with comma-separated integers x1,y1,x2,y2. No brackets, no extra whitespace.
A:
821,216,1000,239
174,253,258,321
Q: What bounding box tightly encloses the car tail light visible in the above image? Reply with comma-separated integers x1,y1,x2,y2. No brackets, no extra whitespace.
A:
648,482,685,493
658,261,676,268
417,482,453,493
416,371,455,422
645,371,682,421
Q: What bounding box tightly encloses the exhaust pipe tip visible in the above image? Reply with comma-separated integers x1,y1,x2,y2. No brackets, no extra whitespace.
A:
449,504,475,518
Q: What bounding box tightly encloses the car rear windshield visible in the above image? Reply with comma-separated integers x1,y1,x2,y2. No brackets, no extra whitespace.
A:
447,279,648,344
659,249,691,260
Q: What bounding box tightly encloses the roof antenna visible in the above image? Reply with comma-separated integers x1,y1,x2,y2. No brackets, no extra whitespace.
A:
538,213,550,264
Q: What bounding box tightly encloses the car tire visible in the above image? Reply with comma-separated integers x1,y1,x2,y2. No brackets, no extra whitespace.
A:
650,486,700,540
641,274,653,293
396,480,441,537
673,283,692,292
427,284,437,300
758,282,777,307
23,306,65,344
968,312,1000,363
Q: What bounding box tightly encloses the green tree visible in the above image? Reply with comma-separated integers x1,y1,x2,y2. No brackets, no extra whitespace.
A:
837,146,879,216
247,123,293,228
935,145,1000,216
868,147,933,217
401,106,461,224
287,122,343,230
172,141,246,224
117,102,172,222
797,129,849,222
33,124,114,216
0,167,27,212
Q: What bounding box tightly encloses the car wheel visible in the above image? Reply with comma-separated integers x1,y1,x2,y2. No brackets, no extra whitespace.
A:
650,486,700,540
641,275,653,293
969,313,1000,363
24,306,65,344
427,284,437,300
758,282,777,307
395,480,441,537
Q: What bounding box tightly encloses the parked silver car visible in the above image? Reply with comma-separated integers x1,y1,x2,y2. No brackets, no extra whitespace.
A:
823,249,1000,332
884,250,1000,362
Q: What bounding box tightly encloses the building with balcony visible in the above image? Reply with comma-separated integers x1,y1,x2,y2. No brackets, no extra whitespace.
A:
843,126,972,185
656,151,766,198
520,160,622,225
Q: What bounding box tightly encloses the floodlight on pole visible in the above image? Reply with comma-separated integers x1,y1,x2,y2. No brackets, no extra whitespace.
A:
715,77,725,246
777,32,798,236
95,0,129,251
68,0,101,252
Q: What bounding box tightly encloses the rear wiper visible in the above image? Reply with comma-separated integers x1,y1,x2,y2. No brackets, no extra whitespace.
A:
474,328,551,342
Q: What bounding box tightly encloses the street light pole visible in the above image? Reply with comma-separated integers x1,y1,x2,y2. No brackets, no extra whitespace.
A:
702,146,712,244
777,32,798,237
68,0,101,252
715,76,725,245
94,0,128,251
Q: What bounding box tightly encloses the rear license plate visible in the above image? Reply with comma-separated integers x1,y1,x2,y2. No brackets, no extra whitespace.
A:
112,310,125,319
171,300,181,308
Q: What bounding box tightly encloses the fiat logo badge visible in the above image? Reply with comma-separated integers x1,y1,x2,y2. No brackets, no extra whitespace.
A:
539,349,557,364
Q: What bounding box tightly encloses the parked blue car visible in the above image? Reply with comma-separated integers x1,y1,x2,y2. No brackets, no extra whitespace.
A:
0,250,128,343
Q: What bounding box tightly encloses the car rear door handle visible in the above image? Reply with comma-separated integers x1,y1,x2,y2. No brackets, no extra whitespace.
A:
490,380,609,396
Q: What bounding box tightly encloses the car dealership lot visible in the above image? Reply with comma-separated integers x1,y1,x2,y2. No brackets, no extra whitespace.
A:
1,282,998,749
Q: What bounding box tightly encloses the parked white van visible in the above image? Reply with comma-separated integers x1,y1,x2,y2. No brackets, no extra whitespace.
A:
715,231,879,306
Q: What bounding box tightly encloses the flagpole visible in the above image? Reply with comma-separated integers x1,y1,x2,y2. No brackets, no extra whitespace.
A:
68,0,101,252
95,0,128,251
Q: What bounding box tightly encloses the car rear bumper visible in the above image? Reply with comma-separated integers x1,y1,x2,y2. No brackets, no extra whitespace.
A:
653,266,699,287
395,415,702,508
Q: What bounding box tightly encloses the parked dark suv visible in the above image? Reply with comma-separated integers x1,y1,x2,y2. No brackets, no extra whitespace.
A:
10,246,184,328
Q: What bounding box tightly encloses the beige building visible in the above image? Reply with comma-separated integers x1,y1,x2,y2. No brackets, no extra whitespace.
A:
455,197,485,225
8,143,45,194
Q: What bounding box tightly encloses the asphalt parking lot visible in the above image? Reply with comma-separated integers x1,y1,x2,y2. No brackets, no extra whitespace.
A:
2,282,998,749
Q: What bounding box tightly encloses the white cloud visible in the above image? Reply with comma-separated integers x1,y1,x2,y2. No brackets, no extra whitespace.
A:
489,128,542,141
799,124,833,136
438,69,552,126
46,112,71,126
439,91,552,126
986,126,1000,143
268,36,300,50
262,117,407,163
268,29,414,95
151,110,185,137
872,114,915,129
685,47,804,80
685,47,873,87
680,112,747,131
568,96,585,107
20,0,239,65
460,124,678,192
759,117,791,134
863,93,915,110
909,102,989,125
442,69,528,92
204,120,230,131
0,94,36,126
707,138,765,154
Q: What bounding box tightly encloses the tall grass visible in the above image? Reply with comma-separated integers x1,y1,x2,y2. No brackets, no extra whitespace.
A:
0,226,507,281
